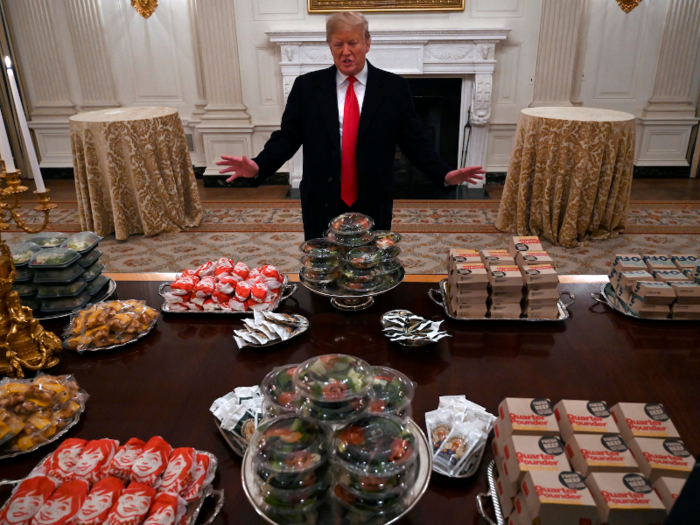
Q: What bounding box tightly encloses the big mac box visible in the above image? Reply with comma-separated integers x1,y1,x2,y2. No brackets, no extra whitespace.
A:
451,302,488,319
670,303,700,319
585,472,667,525
498,398,559,439
521,470,599,525
565,434,639,477
526,288,560,306
671,254,700,271
554,400,619,442
643,255,676,271
626,437,695,483
490,303,523,318
489,265,523,291
451,286,489,304
502,435,570,483
627,296,670,319
610,403,680,441
652,269,690,283
490,287,524,304
447,248,481,273
523,303,559,319
653,477,686,513
613,254,646,272
481,250,516,269
516,251,555,269
618,271,654,291
668,281,700,304
521,265,559,290
450,263,489,288
630,281,676,305
509,236,543,258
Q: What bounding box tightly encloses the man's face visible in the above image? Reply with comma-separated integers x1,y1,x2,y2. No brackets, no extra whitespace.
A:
329,26,370,77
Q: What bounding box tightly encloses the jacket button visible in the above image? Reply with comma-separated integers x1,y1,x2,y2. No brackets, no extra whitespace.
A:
328,177,333,182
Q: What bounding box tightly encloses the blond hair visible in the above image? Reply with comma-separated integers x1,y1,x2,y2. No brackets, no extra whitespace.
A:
326,12,370,43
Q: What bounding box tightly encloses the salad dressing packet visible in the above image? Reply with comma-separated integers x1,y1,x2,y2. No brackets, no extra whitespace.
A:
433,422,482,474
425,409,455,454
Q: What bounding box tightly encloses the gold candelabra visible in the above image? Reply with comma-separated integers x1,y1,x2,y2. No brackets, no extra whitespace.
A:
0,162,62,378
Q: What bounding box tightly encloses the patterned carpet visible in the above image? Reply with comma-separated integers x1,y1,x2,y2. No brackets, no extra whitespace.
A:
4,201,700,274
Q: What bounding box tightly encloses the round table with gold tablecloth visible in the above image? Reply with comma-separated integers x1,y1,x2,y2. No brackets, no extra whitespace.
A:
495,107,635,248
69,107,204,240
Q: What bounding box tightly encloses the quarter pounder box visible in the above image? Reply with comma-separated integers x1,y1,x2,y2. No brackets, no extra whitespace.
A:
481,249,516,269
618,271,654,291
631,281,676,305
450,263,489,287
585,472,667,525
610,402,680,441
613,254,646,272
509,236,543,258
516,251,555,268
554,400,618,441
490,303,523,318
652,269,689,283
523,303,559,319
502,435,570,484
671,254,700,271
512,491,532,525
526,288,560,306
521,265,559,289
521,470,600,525
496,457,517,518
447,248,481,272
565,434,639,477
489,265,523,290
670,303,700,319
668,281,700,304
643,255,676,271
653,477,686,513
498,398,559,439
626,437,695,483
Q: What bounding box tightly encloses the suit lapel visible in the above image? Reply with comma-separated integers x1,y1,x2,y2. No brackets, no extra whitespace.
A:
357,62,385,142
316,66,341,155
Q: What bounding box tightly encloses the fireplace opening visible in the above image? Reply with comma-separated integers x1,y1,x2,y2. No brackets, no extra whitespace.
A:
393,77,463,199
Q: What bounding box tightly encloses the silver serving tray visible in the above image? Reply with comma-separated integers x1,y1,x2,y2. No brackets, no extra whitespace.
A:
0,449,224,525
159,275,296,315
34,278,117,321
592,282,693,321
475,460,505,525
299,267,405,299
242,314,309,349
429,279,574,322
240,418,432,525
0,402,86,461
62,317,158,353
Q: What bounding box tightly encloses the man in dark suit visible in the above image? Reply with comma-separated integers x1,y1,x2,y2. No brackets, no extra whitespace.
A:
217,12,485,240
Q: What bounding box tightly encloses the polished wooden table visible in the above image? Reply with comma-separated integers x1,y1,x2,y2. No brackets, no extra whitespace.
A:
2,276,699,525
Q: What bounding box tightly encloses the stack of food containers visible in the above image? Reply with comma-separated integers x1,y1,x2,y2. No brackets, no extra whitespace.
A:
482,249,523,318
299,239,342,286
517,258,560,320
447,249,488,318
340,245,385,294
261,365,305,417
366,366,415,419
374,231,403,275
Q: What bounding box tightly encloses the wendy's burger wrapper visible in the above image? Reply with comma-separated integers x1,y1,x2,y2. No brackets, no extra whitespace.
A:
31,479,89,525
653,477,686,513
501,435,570,484
553,400,619,442
130,437,172,487
425,395,495,477
585,472,666,525
643,255,676,271
508,236,543,258
105,438,146,482
625,437,695,483
520,470,599,525
104,482,156,525
233,310,308,348
210,386,263,456
143,493,187,525
613,254,647,273
74,477,125,525
73,439,120,485
0,476,56,525
565,434,639,477
667,281,700,304
631,282,676,305
671,254,700,271
610,402,680,441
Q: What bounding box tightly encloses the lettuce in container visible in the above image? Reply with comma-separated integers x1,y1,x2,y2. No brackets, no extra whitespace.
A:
9,242,41,266
367,366,415,419
294,354,372,404
262,365,305,417
328,213,374,235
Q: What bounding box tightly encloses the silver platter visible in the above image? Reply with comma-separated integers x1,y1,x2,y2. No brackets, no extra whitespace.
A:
62,317,158,353
0,450,224,525
475,460,505,525
429,279,574,322
592,282,694,321
299,267,405,311
241,418,432,525
160,275,297,315
33,278,117,321
242,314,309,349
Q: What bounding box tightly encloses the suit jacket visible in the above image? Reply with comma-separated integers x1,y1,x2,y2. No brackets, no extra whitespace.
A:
253,61,453,240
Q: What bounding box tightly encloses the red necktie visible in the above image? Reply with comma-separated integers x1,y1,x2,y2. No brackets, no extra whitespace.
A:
341,76,359,207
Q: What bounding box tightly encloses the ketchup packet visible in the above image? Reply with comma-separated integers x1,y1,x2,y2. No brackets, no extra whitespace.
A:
105,438,146,482
103,483,156,525
130,437,173,487
74,439,120,485
158,448,196,496
31,480,89,525
143,493,186,525
0,476,56,525
74,477,125,525
182,454,216,503
38,438,87,483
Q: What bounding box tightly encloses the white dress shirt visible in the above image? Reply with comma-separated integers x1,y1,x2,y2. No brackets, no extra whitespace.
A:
336,63,368,143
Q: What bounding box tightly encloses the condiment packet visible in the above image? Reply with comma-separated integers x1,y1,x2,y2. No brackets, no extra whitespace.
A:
425,409,455,454
209,392,236,413
434,422,480,474
453,428,488,475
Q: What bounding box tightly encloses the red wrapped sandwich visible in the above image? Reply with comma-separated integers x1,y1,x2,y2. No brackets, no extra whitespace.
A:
193,277,215,299
194,262,217,278
182,454,215,503
103,483,156,525
130,437,172,487
31,480,89,525
39,439,88,483
74,477,124,525
169,276,198,296
214,258,233,277
105,439,146,483
73,439,120,485
0,476,56,525
157,448,196,497
232,262,249,280
142,493,186,525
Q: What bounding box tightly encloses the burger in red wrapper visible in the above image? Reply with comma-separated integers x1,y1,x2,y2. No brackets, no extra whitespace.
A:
158,448,196,497
130,437,172,487
249,282,269,304
37,439,87,483
260,265,282,283
73,439,119,486
194,262,217,278
193,277,215,299
169,276,198,296
211,291,232,305
103,483,155,525
74,477,124,525
234,282,252,302
214,258,233,277
105,439,146,482
215,276,238,295
143,493,186,525
182,454,216,503
31,480,89,525
202,300,219,312
228,300,246,313
232,262,249,280
0,477,56,525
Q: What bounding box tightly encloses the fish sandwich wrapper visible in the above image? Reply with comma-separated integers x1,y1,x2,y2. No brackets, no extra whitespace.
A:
668,281,700,304
613,254,646,272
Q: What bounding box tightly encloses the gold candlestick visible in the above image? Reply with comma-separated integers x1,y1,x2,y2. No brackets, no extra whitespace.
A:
0,162,62,378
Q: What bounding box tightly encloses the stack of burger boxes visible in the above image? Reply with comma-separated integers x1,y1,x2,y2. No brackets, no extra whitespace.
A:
515,251,560,319
446,249,489,318
608,253,700,319
494,399,694,524
481,249,523,318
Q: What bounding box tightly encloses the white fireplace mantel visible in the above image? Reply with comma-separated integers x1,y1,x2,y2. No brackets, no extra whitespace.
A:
267,28,510,189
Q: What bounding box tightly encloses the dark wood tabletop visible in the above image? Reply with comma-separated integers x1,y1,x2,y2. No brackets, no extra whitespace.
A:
2,279,699,525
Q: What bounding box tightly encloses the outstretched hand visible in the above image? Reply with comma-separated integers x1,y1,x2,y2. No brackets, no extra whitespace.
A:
444,166,486,186
216,155,260,182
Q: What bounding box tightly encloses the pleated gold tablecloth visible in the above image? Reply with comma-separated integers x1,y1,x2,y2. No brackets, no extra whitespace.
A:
495,107,636,248
69,107,203,240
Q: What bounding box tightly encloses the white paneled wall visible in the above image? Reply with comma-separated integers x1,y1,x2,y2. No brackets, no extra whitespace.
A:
5,0,700,177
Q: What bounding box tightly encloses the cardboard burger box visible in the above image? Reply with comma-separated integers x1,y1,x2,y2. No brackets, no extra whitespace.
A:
490,288,524,305
447,248,481,273
631,281,676,305
489,265,524,291
554,400,619,442
652,476,686,513
498,398,559,439
526,288,560,306
451,286,489,305
653,269,690,283
481,250,516,269
509,236,543,258
668,281,700,304
626,437,695,483
490,303,523,318
618,271,654,291
516,251,555,269
643,255,676,271
496,457,518,518
511,491,533,525
613,254,646,272
682,266,700,283
627,296,670,319
585,472,667,525
671,254,700,271
502,435,570,484
670,303,700,319
450,263,489,288
521,265,559,290
523,303,560,319
450,302,489,319
610,402,680,441
521,469,600,525
616,287,633,309
565,434,639,477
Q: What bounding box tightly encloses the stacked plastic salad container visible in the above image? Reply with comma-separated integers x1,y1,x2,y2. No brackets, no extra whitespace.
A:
299,213,403,292
251,354,418,521
9,231,110,314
